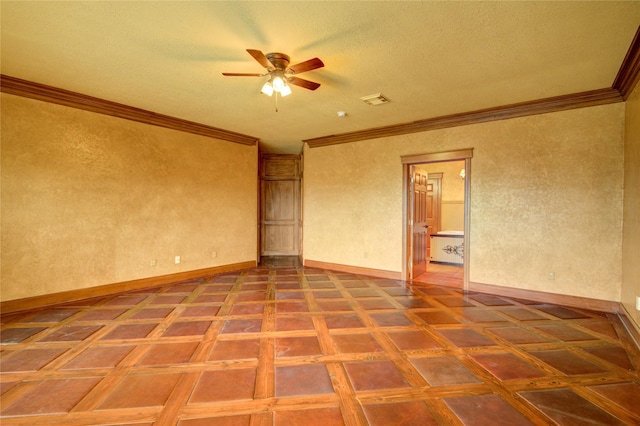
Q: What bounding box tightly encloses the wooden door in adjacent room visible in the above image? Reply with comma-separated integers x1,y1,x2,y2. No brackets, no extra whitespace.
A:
411,169,428,277
260,154,301,258
426,173,442,259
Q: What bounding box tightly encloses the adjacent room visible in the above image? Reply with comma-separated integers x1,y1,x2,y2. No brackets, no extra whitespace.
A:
1,2,639,425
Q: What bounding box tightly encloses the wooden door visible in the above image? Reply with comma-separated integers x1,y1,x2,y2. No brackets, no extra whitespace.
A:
411,169,428,278
260,155,301,256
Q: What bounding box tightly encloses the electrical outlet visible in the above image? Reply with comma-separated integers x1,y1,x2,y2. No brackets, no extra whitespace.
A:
636,296,640,311
212,251,217,258
175,256,181,265
150,259,157,267
548,272,555,280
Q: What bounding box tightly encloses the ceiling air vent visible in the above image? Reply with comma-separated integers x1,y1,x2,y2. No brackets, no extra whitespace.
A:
360,93,390,106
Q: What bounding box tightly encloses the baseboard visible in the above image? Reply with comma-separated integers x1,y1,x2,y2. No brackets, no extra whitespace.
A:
618,304,640,351
469,281,621,313
303,259,402,280
0,261,256,315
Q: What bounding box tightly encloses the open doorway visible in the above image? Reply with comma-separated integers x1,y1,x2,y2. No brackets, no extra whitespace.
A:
401,149,472,290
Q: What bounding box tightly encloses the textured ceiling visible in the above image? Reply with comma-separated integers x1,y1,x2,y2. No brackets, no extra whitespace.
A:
2,1,639,153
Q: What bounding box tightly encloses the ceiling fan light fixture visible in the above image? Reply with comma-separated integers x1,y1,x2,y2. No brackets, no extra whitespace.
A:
280,84,292,97
261,82,274,96
272,75,286,92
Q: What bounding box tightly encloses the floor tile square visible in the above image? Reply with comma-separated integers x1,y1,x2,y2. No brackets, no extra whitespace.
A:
436,329,496,347
0,327,46,344
150,295,186,305
220,319,262,334
519,388,626,425
529,349,605,375
180,306,220,317
383,287,415,296
162,320,211,337
347,288,381,298
414,311,460,324
394,297,433,309
209,339,260,360
498,307,549,321
276,336,322,357
581,345,634,370
275,316,315,331
457,308,507,323
587,382,640,416
164,284,198,293
230,304,265,315
313,290,342,298
21,309,79,322
324,314,364,329
342,281,368,289
317,301,353,312
276,302,309,313
343,360,411,391
131,307,175,319
444,394,535,425
203,284,234,293
362,400,438,425
386,330,442,350
78,308,128,321
469,294,513,306
357,299,396,310
471,353,545,380
38,325,102,342
193,294,227,304
103,295,147,306
1,377,101,416
276,291,305,300
532,305,590,319
411,356,482,386
236,292,266,302
99,373,182,409
101,323,157,340
275,364,333,397
434,296,474,307
62,345,134,369
275,407,344,426
0,348,68,372
333,334,384,354
370,312,413,327
308,282,335,289
138,342,199,365
579,321,620,339
487,326,549,344
190,369,256,402
534,324,598,341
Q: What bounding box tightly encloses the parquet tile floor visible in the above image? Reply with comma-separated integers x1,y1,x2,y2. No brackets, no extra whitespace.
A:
1,266,639,425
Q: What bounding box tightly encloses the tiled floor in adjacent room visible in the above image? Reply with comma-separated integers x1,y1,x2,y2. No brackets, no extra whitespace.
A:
1,266,639,425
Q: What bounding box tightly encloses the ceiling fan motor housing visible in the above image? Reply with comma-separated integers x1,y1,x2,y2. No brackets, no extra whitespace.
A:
266,53,291,72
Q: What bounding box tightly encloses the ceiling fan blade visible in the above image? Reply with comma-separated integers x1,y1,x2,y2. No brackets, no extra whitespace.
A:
222,72,264,77
287,57,324,74
246,49,274,70
288,76,321,91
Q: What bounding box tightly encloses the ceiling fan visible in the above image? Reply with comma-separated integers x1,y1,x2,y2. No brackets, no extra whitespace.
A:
222,49,324,98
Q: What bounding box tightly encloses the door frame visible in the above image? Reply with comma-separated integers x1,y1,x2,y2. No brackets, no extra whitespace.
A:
401,149,473,290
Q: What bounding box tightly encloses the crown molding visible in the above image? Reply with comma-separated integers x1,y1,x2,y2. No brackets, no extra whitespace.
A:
304,88,622,148
613,25,640,100
0,75,259,146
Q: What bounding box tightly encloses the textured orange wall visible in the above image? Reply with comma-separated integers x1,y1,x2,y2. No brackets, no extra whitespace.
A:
1,94,258,302
622,83,640,328
304,103,625,302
